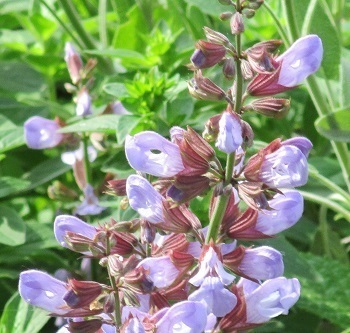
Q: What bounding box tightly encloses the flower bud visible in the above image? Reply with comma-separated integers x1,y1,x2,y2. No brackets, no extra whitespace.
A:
242,8,255,18
191,40,226,69
203,27,230,46
203,114,221,142
222,58,236,79
188,70,227,101
246,0,264,10
215,111,243,154
106,178,127,196
240,59,254,80
24,116,63,149
68,319,102,333
64,42,83,84
230,12,244,34
76,88,92,117
247,97,290,118
220,11,233,21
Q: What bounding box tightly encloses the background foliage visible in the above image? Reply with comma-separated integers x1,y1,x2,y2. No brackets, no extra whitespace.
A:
0,0,350,332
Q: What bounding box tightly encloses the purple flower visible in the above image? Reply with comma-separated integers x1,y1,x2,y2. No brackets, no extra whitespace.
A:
126,175,164,223
75,184,106,216
125,318,145,333
137,256,179,289
125,131,184,177
156,301,207,333
61,144,97,165
238,246,284,280
256,189,304,235
111,101,130,115
24,116,63,149
76,89,92,117
277,35,323,87
189,246,235,287
281,137,312,157
19,270,68,315
259,145,309,188
215,111,243,154
188,276,237,317
238,277,301,324
54,214,97,249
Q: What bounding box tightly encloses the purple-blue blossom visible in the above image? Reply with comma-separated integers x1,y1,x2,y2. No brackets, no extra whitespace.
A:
277,35,323,87
19,270,68,315
24,116,63,149
137,256,179,289
259,144,309,188
155,301,207,333
54,215,97,250
188,276,237,317
75,184,106,216
126,175,164,223
215,111,243,154
125,131,184,177
238,246,284,280
281,137,312,157
256,189,304,235
238,277,301,324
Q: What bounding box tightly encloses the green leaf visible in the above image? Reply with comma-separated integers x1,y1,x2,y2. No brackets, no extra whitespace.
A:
0,222,57,264
103,83,129,99
58,114,125,134
315,109,350,142
0,292,50,333
0,115,25,152
115,115,141,143
0,205,26,246
297,253,350,328
0,177,31,199
298,0,340,80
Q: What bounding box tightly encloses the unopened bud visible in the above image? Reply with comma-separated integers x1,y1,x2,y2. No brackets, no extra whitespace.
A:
230,12,244,34
242,8,255,18
241,120,254,148
247,97,290,118
48,181,78,201
247,0,264,10
64,42,83,85
103,293,115,313
241,59,254,80
220,12,233,21
188,70,227,101
107,179,127,196
191,40,226,69
64,83,77,93
203,27,230,46
222,58,236,79
203,114,221,142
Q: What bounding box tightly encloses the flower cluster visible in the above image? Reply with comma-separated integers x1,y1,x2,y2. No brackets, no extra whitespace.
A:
19,0,323,332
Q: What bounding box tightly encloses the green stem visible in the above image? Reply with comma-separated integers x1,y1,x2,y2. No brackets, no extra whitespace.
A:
319,205,332,257
263,2,290,45
39,0,84,48
98,0,108,47
205,0,245,244
82,133,92,185
299,190,350,222
309,168,350,206
106,235,122,330
283,1,350,192
58,0,115,73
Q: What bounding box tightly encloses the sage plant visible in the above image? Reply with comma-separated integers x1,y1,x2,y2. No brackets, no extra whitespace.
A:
19,0,323,332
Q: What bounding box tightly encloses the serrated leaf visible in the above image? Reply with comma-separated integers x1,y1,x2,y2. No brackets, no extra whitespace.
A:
0,292,50,333
297,253,350,328
315,109,350,142
0,205,26,246
59,114,124,134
